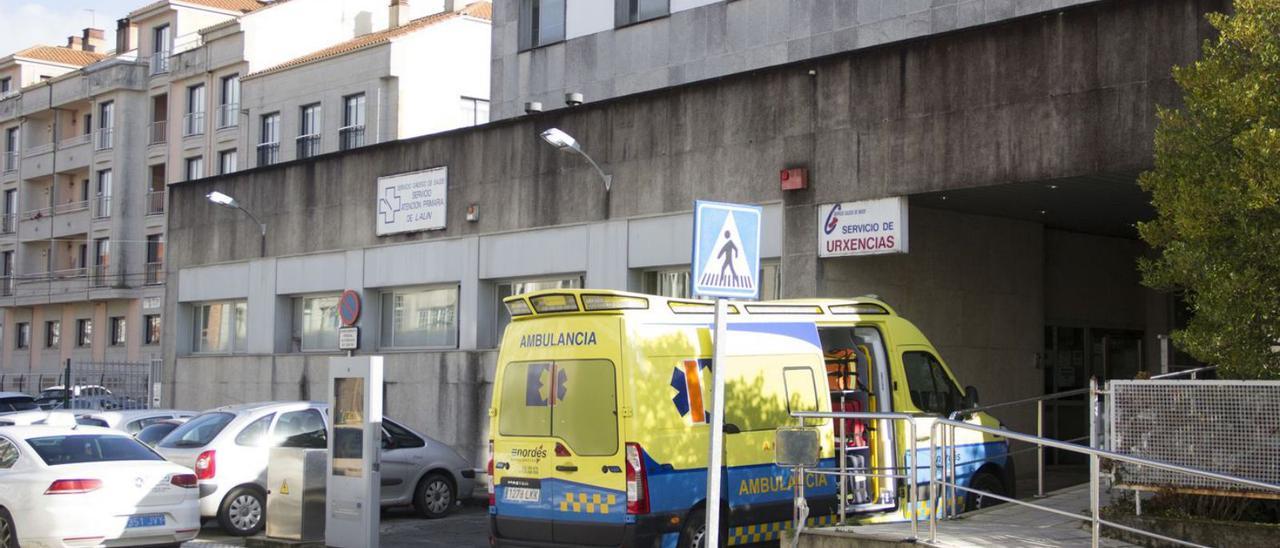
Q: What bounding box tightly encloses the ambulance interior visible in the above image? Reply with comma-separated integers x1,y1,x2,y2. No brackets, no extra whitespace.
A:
817,326,899,512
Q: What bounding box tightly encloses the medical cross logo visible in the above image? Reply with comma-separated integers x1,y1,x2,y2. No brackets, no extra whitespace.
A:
378,186,401,223
670,359,711,424
526,363,568,406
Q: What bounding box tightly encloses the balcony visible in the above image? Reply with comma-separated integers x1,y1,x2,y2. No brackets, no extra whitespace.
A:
218,104,238,129
95,128,113,151
93,196,111,219
339,125,365,151
183,111,205,137
0,213,13,234
150,120,167,145
2,151,15,173
150,54,170,76
23,143,54,157
257,142,279,167
145,262,164,285
55,134,92,169
147,190,165,215
58,134,90,150
20,201,90,241
0,275,11,297
90,264,108,288
297,134,321,159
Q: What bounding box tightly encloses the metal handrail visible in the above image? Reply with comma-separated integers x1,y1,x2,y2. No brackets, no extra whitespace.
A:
929,414,1280,547
790,410,920,540
1149,365,1217,379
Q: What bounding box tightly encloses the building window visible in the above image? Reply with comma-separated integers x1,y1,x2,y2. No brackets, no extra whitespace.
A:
0,251,12,297
3,127,17,172
340,94,365,151
96,101,114,150
44,320,60,349
193,300,247,354
615,0,668,26
2,189,15,233
184,156,203,181
293,295,339,351
381,286,459,349
640,261,782,299
0,77,10,94
495,276,582,340
15,323,29,349
518,0,566,50
218,74,239,128
460,97,489,126
144,314,161,345
219,149,237,175
151,24,171,74
92,237,110,288
184,84,205,136
94,169,112,218
258,113,279,166
145,234,164,285
110,317,126,346
76,319,92,347
297,103,321,159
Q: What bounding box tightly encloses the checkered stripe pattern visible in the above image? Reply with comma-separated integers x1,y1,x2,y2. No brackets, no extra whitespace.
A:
727,514,837,545
559,492,617,514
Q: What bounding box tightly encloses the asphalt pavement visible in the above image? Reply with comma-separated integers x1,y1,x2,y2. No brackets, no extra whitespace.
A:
187,497,490,547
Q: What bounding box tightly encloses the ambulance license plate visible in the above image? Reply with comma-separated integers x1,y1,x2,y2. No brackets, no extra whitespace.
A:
505,487,541,502
126,513,165,528
503,478,541,503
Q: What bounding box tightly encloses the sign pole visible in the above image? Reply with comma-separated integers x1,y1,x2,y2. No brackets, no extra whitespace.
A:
705,296,729,547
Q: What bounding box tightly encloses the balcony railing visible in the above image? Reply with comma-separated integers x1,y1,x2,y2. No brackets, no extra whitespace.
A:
94,196,111,219
145,262,165,285
23,142,53,157
150,120,167,145
57,133,90,150
150,54,170,75
297,134,321,159
0,275,11,296
339,125,365,151
147,190,165,215
218,103,238,129
95,128,113,151
0,213,13,234
183,111,205,137
2,151,15,172
25,199,89,221
257,142,279,167
90,264,108,288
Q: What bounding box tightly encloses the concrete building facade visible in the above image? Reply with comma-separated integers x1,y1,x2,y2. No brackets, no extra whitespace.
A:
165,0,1224,466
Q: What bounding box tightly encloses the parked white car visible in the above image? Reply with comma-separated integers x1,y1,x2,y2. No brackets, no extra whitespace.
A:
155,401,475,536
0,392,38,413
0,425,200,546
78,410,198,434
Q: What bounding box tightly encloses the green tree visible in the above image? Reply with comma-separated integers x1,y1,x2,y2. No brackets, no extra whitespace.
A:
1138,0,1280,379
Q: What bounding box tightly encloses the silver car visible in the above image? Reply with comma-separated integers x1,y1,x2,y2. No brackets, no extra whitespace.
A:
76,409,198,434
154,401,474,536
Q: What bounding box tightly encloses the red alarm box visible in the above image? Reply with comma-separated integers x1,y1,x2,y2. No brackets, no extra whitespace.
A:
780,167,808,191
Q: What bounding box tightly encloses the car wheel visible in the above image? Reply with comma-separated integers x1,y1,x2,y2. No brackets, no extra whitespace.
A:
219,486,266,536
965,470,1006,511
415,473,456,519
677,509,706,548
0,507,18,548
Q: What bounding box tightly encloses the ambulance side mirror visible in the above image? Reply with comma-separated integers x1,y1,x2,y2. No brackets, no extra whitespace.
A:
964,386,980,410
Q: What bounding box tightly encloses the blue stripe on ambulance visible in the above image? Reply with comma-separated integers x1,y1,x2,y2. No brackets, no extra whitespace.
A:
641,450,839,513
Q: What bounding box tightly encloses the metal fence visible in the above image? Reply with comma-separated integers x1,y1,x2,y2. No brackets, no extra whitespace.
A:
0,359,160,410
1109,380,1280,498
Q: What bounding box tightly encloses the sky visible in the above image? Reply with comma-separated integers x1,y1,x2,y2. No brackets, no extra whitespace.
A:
0,0,142,56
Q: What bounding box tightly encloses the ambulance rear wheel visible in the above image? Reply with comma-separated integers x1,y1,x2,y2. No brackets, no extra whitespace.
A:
966,470,1006,511
678,510,707,548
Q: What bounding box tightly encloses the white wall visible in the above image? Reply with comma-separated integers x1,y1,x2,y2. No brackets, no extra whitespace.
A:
240,0,392,73
391,15,491,137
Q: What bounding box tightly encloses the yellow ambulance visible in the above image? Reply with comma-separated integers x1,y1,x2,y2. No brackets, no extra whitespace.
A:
487,290,839,547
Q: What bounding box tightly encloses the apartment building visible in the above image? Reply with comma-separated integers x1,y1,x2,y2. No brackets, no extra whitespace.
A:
0,0,492,374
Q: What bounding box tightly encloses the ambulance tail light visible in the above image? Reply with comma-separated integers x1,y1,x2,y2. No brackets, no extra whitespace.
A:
625,442,650,515
487,440,495,507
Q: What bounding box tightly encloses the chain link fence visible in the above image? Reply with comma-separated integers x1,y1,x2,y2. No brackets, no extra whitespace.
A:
0,359,160,410
1109,380,1280,498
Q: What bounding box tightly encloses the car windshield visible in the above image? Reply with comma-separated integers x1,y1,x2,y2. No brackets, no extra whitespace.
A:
0,397,37,412
159,412,235,448
27,434,163,466
136,423,178,447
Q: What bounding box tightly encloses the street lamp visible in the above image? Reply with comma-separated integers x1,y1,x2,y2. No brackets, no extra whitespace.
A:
540,128,612,192
207,191,266,257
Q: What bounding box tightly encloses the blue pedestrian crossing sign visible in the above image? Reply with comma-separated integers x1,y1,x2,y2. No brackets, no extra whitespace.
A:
692,200,762,299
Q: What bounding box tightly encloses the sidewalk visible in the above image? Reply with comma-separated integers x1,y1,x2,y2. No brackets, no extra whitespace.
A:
185,499,490,547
